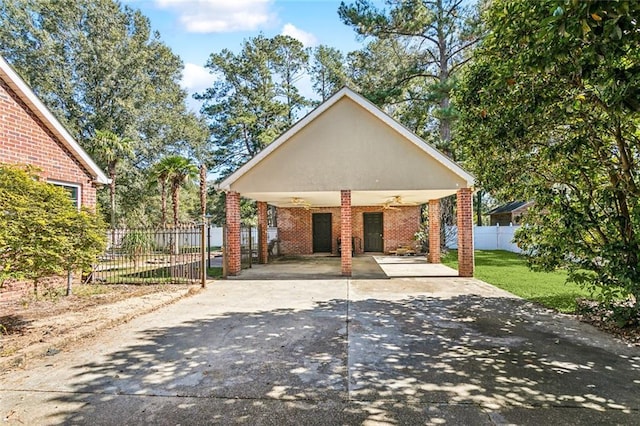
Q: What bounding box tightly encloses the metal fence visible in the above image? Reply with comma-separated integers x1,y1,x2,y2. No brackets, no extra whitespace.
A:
240,225,260,268
93,225,206,285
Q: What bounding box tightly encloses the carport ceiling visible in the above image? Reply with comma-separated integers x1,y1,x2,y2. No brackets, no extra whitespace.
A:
241,190,460,208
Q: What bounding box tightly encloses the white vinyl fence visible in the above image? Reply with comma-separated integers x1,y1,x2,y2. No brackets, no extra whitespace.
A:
446,225,522,253
207,226,278,248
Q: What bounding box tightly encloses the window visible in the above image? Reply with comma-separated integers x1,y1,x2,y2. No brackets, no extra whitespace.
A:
49,180,81,209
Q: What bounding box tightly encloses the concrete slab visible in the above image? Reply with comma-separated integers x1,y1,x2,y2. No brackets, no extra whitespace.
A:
1,278,639,425
373,255,459,277
232,255,387,280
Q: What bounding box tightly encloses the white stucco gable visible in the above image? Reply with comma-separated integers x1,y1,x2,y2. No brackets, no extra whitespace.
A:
218,87,473,207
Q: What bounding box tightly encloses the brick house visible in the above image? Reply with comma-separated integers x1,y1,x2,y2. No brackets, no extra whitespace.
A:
0,55,109,207
218,88,475,277
488,201,533,226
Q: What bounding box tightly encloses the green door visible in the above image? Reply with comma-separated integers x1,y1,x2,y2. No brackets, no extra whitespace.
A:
312,213,332,253
363,212,383,252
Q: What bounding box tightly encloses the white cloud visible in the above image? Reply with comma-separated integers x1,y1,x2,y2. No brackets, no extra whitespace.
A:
182,63,217,92
281,23,318,47
156,0,276,33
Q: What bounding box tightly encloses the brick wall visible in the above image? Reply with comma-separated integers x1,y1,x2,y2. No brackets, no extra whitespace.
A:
0,79,97,207
225,191,241,275
340,190,352,276
257,201,268,264
457,188,474,277
276,205,421,255
1,275,79,305
428,199,441,263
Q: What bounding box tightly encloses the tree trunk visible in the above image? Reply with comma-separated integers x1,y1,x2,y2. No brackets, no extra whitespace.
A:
66,269,73,296
437,0,452,156
109,163,117,248
171,183,180,255
199,164,207,218
160,180,167,227
172,183,180,227
476,190,483,226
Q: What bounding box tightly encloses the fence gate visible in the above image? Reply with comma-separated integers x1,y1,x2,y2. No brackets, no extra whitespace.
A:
95,225,206,285
240,225,259,269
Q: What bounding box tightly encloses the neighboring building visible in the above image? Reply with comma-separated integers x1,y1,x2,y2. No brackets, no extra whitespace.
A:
218,87,476,277
0,56,108,208
488,201,533,226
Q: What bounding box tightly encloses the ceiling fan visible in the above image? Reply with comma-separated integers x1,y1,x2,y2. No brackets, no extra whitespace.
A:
381,195,417,210
382,201,401,210
291,197,318,210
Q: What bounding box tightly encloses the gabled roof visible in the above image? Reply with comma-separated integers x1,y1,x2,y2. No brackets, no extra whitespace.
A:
488,201,533,215
219,87,474,192
0,56,109,185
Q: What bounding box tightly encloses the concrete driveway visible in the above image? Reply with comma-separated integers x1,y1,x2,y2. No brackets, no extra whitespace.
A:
1,277,639,425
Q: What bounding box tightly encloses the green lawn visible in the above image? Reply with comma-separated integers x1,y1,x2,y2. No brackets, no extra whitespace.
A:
207,267,223,278
442,250,594,313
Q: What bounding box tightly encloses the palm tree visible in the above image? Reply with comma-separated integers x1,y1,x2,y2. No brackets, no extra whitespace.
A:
90,130,134,241
149,162,171,227
154,156,198,227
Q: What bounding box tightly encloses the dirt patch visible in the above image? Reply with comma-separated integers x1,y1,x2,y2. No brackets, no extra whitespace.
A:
0,283,200,370
576,299,640,347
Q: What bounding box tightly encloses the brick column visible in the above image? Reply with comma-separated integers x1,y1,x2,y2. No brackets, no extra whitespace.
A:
225,191,241,276
428,199,441,263
457,188,474,277
257,201,268,264
341,190,352,277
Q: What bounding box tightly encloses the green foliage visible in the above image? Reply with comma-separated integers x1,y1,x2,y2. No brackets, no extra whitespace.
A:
311,45,349,102
455,0,640,311
207,267,223,279
196,34,309,178
152,156,199,226
339,0,482,147
0,164,107,293
442,250,589,313
120,230,155,266
90,130,134,227
0,0,208,225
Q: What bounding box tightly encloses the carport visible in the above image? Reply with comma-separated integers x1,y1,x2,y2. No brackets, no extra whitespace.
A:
218,88,475,277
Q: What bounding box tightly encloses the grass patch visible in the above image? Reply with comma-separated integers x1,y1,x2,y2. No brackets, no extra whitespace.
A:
207,267,223,278
442,250,593,313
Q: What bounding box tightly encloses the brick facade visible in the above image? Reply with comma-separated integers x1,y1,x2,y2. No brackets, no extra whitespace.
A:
257,201,268,264
0,276,78,305
225,191,241,275
457,188,474,277
0,78,97,207
340,190,352,276
275,204,421,256
428,199,441,263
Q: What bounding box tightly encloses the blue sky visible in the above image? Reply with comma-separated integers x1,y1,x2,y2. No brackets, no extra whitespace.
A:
127,0,370,109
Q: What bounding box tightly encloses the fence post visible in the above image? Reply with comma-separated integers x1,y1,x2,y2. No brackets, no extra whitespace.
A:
207,223,211,269
222,225,228,278
200,221,206,288
248,226,252,268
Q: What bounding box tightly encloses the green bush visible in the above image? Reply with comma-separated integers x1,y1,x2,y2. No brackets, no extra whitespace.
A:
121,230,156,266
0,164,107,295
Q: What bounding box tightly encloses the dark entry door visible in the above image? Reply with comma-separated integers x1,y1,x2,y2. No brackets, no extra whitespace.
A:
312,213,332,253
363,212,383,252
